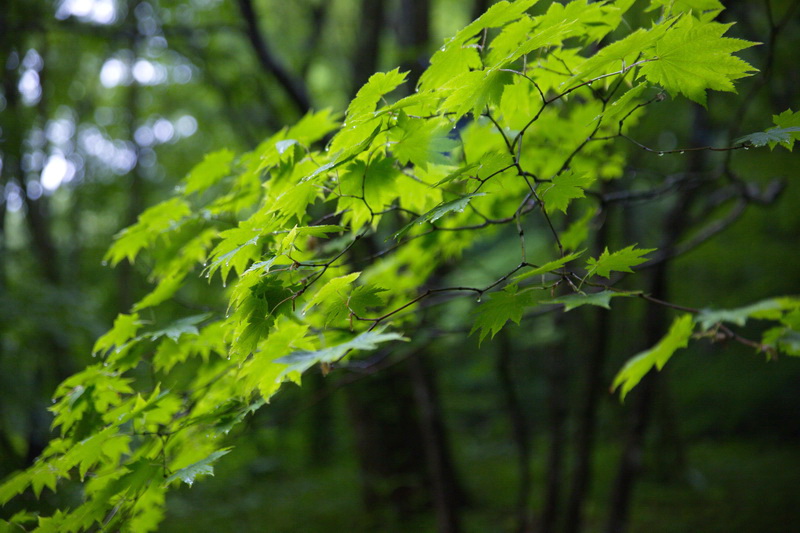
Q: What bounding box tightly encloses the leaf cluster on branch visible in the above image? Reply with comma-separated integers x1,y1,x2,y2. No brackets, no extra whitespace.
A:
2,0,799,530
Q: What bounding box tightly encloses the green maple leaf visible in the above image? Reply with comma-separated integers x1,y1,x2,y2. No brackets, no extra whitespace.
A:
647,0,724,21
276,327,407,374
133,273,187,311
440,69,514,119
586,245,656,278
540,171,595,214
104,198,192,266
148,313,212,342
612,314,694,399
165,449,232,487
697,297,797,330
548,290,639,311
391,114,459,169
433,162,482,187
640,17,757,106
304,272,361,312
347,68,408,119
448,0,539,48
514,250,584,282
419,41,483,92
183,149,235,195
348,286,387,315
571,27,667,83
204,227,262,283
321,284,387,325
92,313,142,356
735,109,800,151
763,327,800,357
392,193,485,240
470,285,540,345
0,470,33,505
596,83,650,126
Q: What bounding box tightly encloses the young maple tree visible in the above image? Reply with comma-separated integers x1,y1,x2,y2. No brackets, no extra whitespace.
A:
2,0,799,530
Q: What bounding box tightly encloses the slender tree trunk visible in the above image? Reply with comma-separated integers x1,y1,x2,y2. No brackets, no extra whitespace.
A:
563,207,611,533
397,0,431,88
352,0,386,91
605,107,708,533
603,210,680,533
497,332,534,533
117,5,144,312
306,371,335,466
344,360,431,520
651,377,687,482
541,319,568,533
236,0,312,115
409,351,466,533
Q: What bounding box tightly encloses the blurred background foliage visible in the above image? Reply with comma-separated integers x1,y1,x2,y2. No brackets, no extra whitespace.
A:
1,0,799,532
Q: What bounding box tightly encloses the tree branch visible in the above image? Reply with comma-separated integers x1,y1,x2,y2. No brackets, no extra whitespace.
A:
236,0,312,114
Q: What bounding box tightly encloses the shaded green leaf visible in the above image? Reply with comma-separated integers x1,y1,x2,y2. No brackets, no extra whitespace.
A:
548,290,639,311
735,109,800,150
276,328,407,374
184,149,235,195
165,449,232,487
697,298,797,330
148,313,212,342
470,285,541,345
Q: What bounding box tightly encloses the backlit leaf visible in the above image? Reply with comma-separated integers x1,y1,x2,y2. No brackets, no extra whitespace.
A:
276,328,407,374
392,193,485,240
540,170,595,214
470,285,541,345
640,17,757,106
548,290,639,311
612,314,694,399
184,149,235,195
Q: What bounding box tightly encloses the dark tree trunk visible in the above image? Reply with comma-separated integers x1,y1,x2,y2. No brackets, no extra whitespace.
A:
603,202,683,533
541,319,568,533
563,208,611,533
409,351,467,533
117,4,145,312
344,360,431,519
305,371,335,466
397,0,431,88
651,377,687,482
605,106,709,533
497,332,534,533
352,0,386,91
236,0,312,115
